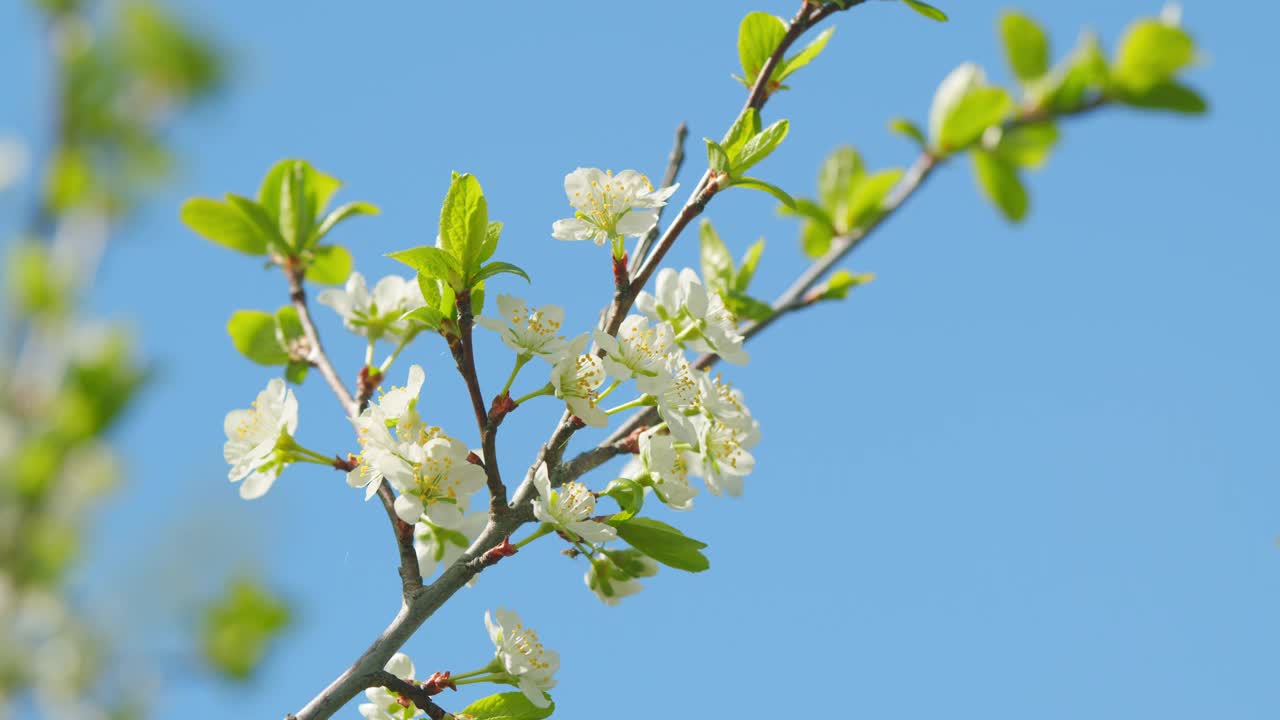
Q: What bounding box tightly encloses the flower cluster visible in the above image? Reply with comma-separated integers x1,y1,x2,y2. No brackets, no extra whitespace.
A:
346,365,487,526
223,378,299,499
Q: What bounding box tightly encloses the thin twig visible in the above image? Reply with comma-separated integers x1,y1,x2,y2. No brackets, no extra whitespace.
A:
453,290,508,514
285,262,358,418
629,122,689,275
364,671,452,720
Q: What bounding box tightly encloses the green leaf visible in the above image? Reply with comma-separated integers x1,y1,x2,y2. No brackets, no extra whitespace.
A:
732,119,789,175
888,118,927,148
699,220,734,292
737,12,787,86
775,27,834,83
603,478,645,523
612,517,709,573
817,145,862,222
457,692,554,720
285,361,308,384
802,220,835,258
779,197,834,229
1044,31,1110,112
939,87,1013,152
1114,19,1195,91
401,305,446,332
388,246,463,288
846,168,903,229
278,161,310,250
438,172,489,279
304,245,352,285
734,238,765,293
471,261,531,285
995,121,1059,169
200,579,291,682
902,0,948,22
275,306,304,344
705,139,731,174
257,158,342,240
181,198,269,256
817,269,875,301
720,109,762,159
311,201,379,245
734,177,795,209
971,149,1028,222
1000,11,1050,83
418,271,443,309
724,291,774,322
1115,81,1207,114
227,310,288,365
225,194,285,251
479,221,503,265
256,160,289,220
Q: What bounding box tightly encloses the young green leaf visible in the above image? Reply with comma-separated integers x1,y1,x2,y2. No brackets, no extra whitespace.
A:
1114,18,1195,90
612,517,709,573
226,310,289,365
888,118,928,148
699,220,735,292
846,168,904,229
994,121,1059,169
225,195,284,251
939,86,1013,152
720,108,762,159
456,692,554,720
277,161,310,250
734,177,795,209
817,145,863,221
479,220,503,265
311,201,379,246
1114,81,1207,114
802,219,835,258
471,261,531,285
732,119,789,174
902,0,948,22
705,139,731,174
724,291,774,322
734,238,765,293
401,305,446,332
387,246,463,288
737,12,787,87
603,478,645,523
775,27,835,83
438,172,489,279
304,245,352,285
778,197,834,231
1043,31,1110,112
285,361,308,384
1000,11,1050,83
817,269,875,301
181,198,269,255
971,149,1028,222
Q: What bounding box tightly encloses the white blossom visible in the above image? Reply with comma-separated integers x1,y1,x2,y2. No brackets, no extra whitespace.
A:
531,463,616,544
415,511,487,582
475,294,570,360
317,272,425,342
684,415,758,497
636,429,697,511
347,365,486,526
636,268,749,365
223,378,298,499
549,335,609,428
358,653,417,720
653,352,701,445
551,167,678,246
485,608,559,708
593,315,675,394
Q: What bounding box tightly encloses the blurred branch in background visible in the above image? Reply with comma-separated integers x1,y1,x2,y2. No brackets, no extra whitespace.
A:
1,1,289,717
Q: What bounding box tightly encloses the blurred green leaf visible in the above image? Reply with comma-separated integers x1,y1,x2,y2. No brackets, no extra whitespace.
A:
1114,18,1195,90
939,86,1013,152
1000,11,1050,83
902,0,948,22
311,201,379,246
181,197,268,255
972,149,1028,222
699,220,734,292
994,121,1058,169
846,168,903,229
734,238,765,293
817,269,875,301
888,117,927,148
200,579,292,682
304,245,352,285
227,310,289,365
457,692,554,720
1115,81,1207,114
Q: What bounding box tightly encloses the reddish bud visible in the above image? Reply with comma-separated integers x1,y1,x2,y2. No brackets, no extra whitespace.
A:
422,671,457,696
466,451,483,466
482,537,518,565
569,416,587,430
333,453,359,472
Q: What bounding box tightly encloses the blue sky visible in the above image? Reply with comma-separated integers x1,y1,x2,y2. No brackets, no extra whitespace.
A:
3,1,1278,718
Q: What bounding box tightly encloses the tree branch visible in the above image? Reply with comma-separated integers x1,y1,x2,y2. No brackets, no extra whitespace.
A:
363,671,452,720
629,122,689,275
285,261,358,419
453,289,508,514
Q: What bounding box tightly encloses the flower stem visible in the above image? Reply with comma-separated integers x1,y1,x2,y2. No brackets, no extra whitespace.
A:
378,337,411,373
595,379,622,403
605,395,654,415
501,354,531,397
453,674,505,686
513,523,553,549
513,382,554,406
364,339,375,368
